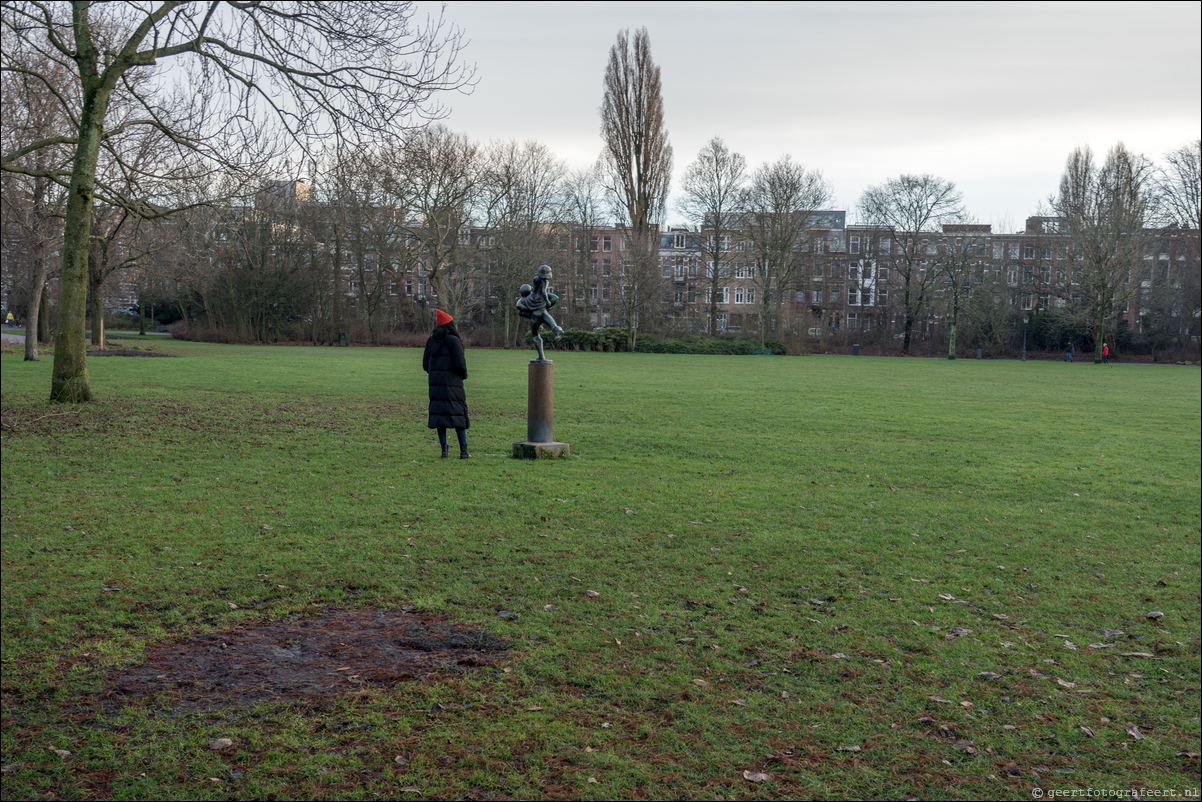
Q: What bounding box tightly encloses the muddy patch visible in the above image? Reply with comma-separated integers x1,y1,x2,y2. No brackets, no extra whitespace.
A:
112,609,511,708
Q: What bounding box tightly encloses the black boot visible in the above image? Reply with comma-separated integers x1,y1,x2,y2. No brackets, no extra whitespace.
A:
441,444,449,459
459,449,472,459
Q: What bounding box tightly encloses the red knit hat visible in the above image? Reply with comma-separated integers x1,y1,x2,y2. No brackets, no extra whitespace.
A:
435,309,453,327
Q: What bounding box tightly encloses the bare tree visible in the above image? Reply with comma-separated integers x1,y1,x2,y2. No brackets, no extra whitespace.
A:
1158,139,1201,233
479,140,566,346
2,1,473,402
933,221,988,359
677,137,746,336
562,162,607,329
858,175,964,353
0,52,72,361
600,26,671,347
1052,143,1153,363
745,156,834,347
396,126,480,324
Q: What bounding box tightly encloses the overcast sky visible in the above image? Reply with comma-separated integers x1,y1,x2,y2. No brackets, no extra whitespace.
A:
432,0,1200,232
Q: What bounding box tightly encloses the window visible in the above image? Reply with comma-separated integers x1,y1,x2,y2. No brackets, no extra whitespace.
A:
879,237,891,255
850,235,861,254
848,264,860,282
877,288,888,306
1022,293,1034,310
590,235,599,252
688,259,698,278
603,259,612,277
813,263,824,279
847,312,858,329
674,233,685,248
1023,245,1035,260
735,263,745,279
746,287,755,304
795,290,805,303
575,263,583,278
863,264,874,280
924,240,936,255
735,287,745,304
877,267,888,282
1009,243,1019,259
718,287,729,303
620,260,632,275
829,288,840,303
405,279,414,296
662,262,671,278
675,260,685,279
1007,267,1018,286
719,235,731,252
830,260,842,279
812,290,823,304
602,284,611,302
603,235,612,252
687,285,697,304
589,284,598,302
848,288,860,305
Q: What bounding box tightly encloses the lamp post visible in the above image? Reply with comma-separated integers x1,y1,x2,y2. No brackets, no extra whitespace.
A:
927,315,933,358
1021,315,1029,362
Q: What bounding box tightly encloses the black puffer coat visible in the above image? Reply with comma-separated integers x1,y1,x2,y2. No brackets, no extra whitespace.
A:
423,326,469,429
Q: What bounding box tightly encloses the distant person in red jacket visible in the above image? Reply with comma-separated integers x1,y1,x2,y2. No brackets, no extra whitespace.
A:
1102,342,1109,364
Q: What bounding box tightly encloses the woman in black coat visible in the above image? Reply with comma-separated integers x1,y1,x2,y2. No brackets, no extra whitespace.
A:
422,310,471,459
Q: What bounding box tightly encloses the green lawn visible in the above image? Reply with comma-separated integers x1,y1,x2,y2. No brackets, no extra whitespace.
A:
2,341,1199,800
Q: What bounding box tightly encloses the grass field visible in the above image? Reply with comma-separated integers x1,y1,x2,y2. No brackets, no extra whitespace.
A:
2,339,1199,801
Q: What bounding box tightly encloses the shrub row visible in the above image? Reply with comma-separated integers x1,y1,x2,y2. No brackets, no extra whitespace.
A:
524,329,787,355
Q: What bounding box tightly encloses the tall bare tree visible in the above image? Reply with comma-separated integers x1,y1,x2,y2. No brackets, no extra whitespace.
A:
2,1,473,402
858,175,964,353
1052,143,1153,363
600,26,671,347
677,137,746,336
933,221,988,359
745,156,833,347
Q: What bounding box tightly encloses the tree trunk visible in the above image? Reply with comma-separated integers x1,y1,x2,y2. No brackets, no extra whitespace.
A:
24,242,47,362
89,250,106,349
37,282,50,343
1094,306,1105,363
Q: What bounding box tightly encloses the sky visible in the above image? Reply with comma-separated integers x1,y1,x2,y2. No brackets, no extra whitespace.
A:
432,0,1201,232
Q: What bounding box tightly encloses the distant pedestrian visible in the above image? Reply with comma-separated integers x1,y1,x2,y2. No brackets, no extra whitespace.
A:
1066,342,1075,362
1102,342,1109,364
423,310,471,459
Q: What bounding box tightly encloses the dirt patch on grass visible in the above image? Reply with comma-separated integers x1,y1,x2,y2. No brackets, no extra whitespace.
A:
111,609,511,708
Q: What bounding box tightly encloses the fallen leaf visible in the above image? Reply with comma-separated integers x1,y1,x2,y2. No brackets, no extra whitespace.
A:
585,590,599,598
587,777,598,783
952,739,977,754
1146,611,1164,620
733,699,748,706
1063,640,1079,650
1080,726,1095,737
978,672,1002,680
692,679,708,687
992,613,1009,620
938,593,956,601
1057,678,1077,689
50,749,70,759
1121,652,1156,658
1176,751,1200,759
1125,724,1145,740
1087,642,1114,649
743,770,771,782
838,745,862,752
398,787,422,794
960,701,974,709
930,696,953,704
394,755,410,765
208,738,233,750
525,707,544,711
1104,629,1126,638
1004,761,1021,776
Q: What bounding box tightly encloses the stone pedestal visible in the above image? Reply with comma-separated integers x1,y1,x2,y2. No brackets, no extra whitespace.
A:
512,360,570,459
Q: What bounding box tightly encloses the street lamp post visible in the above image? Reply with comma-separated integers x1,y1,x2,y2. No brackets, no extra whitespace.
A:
1021,315,1029,362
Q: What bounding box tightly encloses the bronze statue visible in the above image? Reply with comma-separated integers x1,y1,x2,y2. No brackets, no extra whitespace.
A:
516,265,564,361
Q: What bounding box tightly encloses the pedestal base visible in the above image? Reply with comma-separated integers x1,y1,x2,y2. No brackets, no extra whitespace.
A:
512,441,570,460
